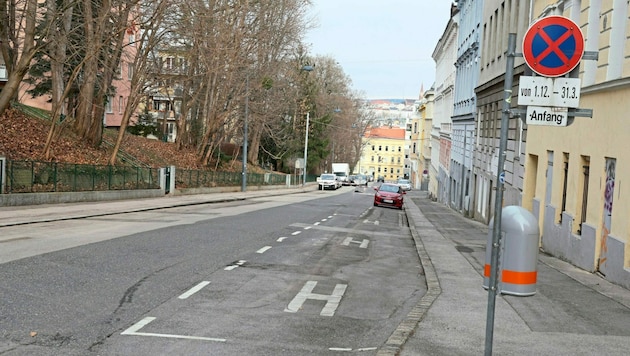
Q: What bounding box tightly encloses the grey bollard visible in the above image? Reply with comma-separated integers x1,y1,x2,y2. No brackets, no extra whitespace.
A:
483,205,540,296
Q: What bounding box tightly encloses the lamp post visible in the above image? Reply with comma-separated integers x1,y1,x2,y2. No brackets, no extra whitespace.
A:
303,111,309,186
241,74,249,192
300,65,314,186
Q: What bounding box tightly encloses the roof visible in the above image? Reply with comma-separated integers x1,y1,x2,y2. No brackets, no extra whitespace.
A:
364,126,406,140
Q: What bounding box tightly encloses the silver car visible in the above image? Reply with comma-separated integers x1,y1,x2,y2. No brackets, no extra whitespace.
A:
397,178,411,191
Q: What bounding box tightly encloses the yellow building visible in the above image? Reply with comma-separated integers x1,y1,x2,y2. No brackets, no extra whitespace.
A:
359,126,406,182
523,1,630,289
417,89,434,192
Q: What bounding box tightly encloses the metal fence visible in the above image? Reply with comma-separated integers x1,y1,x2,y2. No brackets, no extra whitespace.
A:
3,160,160,193
175,168,289,188
0,160,299,194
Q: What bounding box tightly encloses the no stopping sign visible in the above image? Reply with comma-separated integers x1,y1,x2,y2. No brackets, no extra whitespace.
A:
522,16,584,77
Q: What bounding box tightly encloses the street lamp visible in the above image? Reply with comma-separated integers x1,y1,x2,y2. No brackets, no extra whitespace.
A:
301,65,313,186
303,111,309,186
241,74,249,192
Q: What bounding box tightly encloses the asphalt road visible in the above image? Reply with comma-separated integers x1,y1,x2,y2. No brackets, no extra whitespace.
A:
0,187,425,355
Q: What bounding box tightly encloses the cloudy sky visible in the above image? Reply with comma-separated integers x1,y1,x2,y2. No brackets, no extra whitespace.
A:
304,0,455,100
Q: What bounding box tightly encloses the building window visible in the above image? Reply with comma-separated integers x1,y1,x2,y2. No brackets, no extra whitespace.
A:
560,153,569,223
578,156,590,235
128,63,133,80
105,96,113,113
118,96,123,113
385,146,389,151
372,145,375,151
398,146,402,152
379,145,382,151
371,156,374,162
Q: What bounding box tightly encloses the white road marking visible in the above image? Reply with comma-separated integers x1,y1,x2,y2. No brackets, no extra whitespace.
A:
257,246,272,254
224,260,246,270
321,219,328,222
342,237,369,249
314,222,320,225
284,281,347,316
121,317,226,342
292,231,302,235
178,281,210,299
329,347,378,352
304,226,312,230
328,215,334,219
277,237,288,242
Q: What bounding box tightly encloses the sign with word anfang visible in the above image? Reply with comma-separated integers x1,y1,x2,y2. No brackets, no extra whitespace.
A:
526,106,568,126
518,76,581,108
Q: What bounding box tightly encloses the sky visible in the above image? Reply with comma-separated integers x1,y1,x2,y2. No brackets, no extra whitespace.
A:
304,0,455,100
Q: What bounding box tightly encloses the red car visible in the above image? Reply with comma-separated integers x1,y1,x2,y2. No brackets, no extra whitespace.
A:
373,183,405,209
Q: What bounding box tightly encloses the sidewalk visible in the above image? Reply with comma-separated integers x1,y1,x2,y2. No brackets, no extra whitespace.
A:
0,186,316,227
2,188,630,355
392,190,630,356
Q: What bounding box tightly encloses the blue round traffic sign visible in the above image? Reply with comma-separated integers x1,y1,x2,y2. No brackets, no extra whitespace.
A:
522,16,584,77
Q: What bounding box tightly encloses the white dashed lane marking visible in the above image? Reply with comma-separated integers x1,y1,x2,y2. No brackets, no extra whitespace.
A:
224,260,246,270
178,281,210,299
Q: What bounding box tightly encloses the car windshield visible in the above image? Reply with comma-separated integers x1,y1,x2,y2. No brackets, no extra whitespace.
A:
321,174,335,180
379,184,400,193
398,179,409,184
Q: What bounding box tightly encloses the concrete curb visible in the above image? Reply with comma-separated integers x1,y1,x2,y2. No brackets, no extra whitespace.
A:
377,197,442,356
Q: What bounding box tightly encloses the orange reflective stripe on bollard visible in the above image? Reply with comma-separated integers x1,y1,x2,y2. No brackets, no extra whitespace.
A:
484,264,537,285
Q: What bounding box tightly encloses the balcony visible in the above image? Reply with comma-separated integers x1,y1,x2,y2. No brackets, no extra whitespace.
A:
440,122,452,134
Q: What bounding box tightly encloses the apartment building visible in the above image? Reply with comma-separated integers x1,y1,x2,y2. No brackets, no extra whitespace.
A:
451,0,483,216
471,0,532,224
361,126,406,182
431,5,459,204
417,89,434,192
523,0,630,289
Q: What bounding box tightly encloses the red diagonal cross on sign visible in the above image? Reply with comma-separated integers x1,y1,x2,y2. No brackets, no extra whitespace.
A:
535,28,573,63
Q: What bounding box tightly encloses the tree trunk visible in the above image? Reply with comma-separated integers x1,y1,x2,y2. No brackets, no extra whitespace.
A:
0,0,38,116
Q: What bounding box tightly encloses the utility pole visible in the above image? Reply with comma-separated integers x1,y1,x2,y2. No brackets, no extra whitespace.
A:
484,32,516,356
241,74,249,192
303,111,309,187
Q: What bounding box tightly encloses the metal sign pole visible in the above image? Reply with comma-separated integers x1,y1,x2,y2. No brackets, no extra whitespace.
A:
484,32,516,356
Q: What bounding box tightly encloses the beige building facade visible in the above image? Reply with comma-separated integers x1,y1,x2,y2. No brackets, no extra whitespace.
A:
523,0,630,288
416,89,434,193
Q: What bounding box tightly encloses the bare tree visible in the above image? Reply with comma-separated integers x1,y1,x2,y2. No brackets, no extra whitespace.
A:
109,0,174,165
0,0,42,115
70,0,137,147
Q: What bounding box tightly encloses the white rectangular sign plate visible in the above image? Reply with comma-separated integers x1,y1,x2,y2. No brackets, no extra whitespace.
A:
525,106,568,127
518,76,581,108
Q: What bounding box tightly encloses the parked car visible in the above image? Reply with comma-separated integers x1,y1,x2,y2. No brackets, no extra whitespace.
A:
318,173,340,190
373,183,405,209
377,175,385,183
352,174,368,186
397,178,412,191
